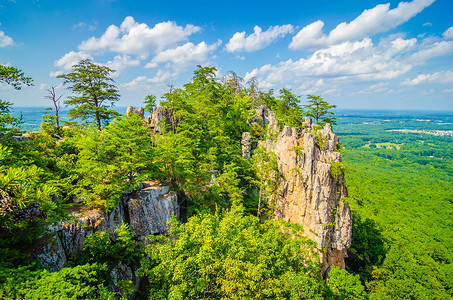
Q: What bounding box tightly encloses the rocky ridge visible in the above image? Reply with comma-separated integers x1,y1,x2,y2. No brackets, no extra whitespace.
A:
247,107,352,275
38,184,178,271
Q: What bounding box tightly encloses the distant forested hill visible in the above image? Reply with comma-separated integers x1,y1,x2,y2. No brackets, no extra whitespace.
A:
336,111,453,299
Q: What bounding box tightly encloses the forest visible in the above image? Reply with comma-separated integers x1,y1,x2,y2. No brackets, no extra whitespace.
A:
1,62,452,299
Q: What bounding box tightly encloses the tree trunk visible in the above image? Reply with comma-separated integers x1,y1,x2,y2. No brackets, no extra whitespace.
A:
95,112,101,130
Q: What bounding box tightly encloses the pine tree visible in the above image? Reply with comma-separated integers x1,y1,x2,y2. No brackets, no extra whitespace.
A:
57,59,120,130
304,94,337,125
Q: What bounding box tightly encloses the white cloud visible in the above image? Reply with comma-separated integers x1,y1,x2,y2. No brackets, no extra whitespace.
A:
289,0,435,50
401,70,453,85
408,41,453,63
423,22,432,27
122,76,154,90
225,25,294,52
443,26,453,40
122,74,171,91
73,21,97,32
54,51,93,71
247,29,453,93
144,41,221,83
49,71,63,77
146,41,220,68
351,82,390,95
443,88,453,93
105,55,140,77
0,30,14,47
79,16,200,59
246,36,429,91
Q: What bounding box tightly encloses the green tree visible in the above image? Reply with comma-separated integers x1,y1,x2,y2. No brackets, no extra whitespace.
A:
57,59,120,130
0,65,33,90
144,94,157,114
141,205,325,299
0,65,33,139
252,146,279,218
304,95,337,125
327,266,367,300
75,113,154,210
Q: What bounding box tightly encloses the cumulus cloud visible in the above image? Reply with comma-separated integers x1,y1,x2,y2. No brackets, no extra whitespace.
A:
225,25,294,52
146,41,221,68
78,16,200,59
144,41,221,83
443,26,453,40
105,55,140,77
289,0,435,50
0,31,14,47
54,51,93,71
401,70,453,85
245,35,440,92
122,73,174,91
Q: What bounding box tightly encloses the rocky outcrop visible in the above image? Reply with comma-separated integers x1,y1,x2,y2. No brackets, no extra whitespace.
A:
259,114,352,275
241,132,252,159
36,184,179,272
148,106,177,133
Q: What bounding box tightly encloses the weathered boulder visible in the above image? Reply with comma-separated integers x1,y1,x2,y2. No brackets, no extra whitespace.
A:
36,184,179,272
260,115,352,275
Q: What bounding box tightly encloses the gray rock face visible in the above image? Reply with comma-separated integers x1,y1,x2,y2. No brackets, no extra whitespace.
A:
148,106,176,133
241,132,252,159
259,114,352,275
109,262,140,300
126,106,145,120
36,185,179,272
128,185,179,239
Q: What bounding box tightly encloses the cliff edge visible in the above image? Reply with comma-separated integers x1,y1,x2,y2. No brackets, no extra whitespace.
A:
256,109,352,275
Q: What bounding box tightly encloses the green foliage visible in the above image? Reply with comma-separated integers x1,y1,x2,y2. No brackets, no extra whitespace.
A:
141,205,325,299
252,146,279,217
338,113,453,299
346,213,386,282
83,221,142,267
155,66,256,213
0,263,113,299
0,65,31,140
144,94,157,114
327,266,368,300
304,95,337,125
0,65,33,90
0,144,58,218
314,130,328,149
57,59,120,130
329,162,345,181
75,113,154,210
0,100,22,138
262,88,305,129
41,107,63,136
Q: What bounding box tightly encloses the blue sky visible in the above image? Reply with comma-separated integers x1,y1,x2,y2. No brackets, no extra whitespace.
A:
1,0,452,110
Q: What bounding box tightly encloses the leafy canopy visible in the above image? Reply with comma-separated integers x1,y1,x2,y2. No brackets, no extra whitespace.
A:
141,205,326,299
304,94,337,125
0,65,33,90
57,59,120,130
